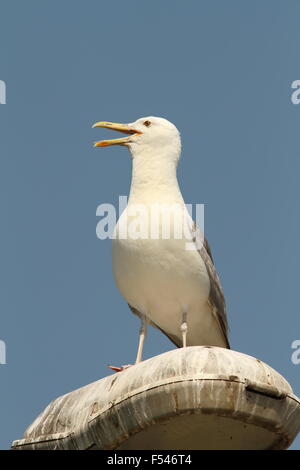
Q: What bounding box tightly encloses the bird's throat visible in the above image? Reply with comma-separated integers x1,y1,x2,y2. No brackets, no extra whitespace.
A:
129,151,182,203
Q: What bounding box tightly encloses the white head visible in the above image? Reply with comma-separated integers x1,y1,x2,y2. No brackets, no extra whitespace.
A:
92,116,181,165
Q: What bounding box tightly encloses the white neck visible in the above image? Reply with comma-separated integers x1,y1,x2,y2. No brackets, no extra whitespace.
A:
128,146,183,204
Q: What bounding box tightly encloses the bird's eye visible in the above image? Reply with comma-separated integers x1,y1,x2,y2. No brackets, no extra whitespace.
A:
143,120,151,127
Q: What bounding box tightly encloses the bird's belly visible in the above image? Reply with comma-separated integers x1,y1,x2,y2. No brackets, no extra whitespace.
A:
111,237,223,346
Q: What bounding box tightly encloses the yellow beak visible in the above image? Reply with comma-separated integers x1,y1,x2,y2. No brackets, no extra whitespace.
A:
92,121,141,147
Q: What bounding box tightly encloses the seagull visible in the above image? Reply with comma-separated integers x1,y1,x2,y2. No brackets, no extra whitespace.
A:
93,116,230,371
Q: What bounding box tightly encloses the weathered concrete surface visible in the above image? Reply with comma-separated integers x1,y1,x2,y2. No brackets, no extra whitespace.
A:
11,346,300,450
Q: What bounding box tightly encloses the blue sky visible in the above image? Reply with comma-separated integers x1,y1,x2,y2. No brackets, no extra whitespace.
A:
0,1,299,449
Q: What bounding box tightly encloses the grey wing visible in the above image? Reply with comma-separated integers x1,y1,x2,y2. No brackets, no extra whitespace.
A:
194,226,230,349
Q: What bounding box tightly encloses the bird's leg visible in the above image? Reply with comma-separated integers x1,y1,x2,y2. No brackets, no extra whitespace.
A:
107,316,147,373
180,312,188,347
135,315,147,364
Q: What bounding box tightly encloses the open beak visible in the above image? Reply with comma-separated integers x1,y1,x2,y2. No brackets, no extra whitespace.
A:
92,121,141,147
